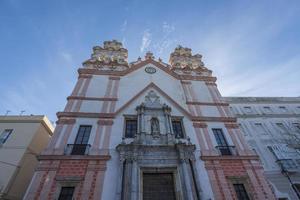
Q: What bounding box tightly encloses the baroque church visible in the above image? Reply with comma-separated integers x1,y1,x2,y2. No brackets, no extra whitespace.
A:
24,40,276,200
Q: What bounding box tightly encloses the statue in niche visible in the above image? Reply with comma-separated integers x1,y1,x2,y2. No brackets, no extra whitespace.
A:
151,118,160,136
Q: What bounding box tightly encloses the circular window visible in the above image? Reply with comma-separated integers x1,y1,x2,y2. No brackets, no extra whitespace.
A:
145,66,156,74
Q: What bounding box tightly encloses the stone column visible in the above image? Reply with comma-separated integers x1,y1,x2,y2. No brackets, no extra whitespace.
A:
131,156,138,200
163,105,173,144
181,158,194,200
116,156,126,200
188,157,202,199
136,105,142,143
140,104,146,144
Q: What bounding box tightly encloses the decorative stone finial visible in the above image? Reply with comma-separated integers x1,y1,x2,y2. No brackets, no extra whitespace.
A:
169,45,204,70
83,40,128,68
145,51,154,60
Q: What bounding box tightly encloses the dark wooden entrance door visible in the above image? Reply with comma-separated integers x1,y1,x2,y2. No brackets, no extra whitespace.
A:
143,172,176,200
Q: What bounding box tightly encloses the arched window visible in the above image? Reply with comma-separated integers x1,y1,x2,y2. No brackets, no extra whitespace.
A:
151,118,160,134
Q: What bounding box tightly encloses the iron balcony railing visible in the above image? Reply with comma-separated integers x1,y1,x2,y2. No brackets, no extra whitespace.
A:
277,159,298,172
64,144,91,155
215,145,237,156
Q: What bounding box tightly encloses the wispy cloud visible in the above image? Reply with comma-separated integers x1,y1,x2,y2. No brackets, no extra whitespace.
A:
140,29,152,53
153,22,177,56
121,20,127,32
60,51,73,63
162,22,175,34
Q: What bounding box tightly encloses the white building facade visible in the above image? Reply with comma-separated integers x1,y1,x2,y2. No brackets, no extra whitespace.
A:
226,97,300,200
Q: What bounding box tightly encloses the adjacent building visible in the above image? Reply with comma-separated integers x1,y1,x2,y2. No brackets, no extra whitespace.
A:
226,97,300,200
24,40,276,200
0,115,54,200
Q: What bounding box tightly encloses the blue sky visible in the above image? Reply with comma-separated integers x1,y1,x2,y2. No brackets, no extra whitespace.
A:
0,0,300,123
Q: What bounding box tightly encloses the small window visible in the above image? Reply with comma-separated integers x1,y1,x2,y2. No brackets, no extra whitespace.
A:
0,129,13,144
276,123,287,133
58,187,75,200
74,125,91,145
263,106,272,112
293,123,300,132
279,106,288,112
172,120,185,138
243,106,252,113
233,184,250,200
125,119,137,138
213,129,232,156
254,123,267,135
71,125,92,155
213,129,228,146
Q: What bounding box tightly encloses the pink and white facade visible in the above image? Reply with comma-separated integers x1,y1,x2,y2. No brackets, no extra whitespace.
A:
24,40,275,200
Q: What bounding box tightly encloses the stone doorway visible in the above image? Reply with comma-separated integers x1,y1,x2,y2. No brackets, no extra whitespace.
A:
143,172,176,200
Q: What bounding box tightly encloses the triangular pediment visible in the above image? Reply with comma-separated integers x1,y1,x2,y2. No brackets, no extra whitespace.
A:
115,82,192,118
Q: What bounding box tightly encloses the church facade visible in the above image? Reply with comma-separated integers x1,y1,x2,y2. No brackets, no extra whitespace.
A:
24,40,275,200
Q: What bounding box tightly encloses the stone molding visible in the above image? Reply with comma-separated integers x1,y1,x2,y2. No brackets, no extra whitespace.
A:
78,58,217,82
56,118,76,125
97,119,114,125
224,96,300,104
78,74,93,79
67,96,118,101
37,155,111,161
109,76,121,80
56,111,237,123
57,112,114,119
191,117,237,123
186,101,229,106
224,123,239,129
201,155,259,161
193,122,208,128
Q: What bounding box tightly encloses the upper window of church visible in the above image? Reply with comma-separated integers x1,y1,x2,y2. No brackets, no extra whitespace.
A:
125,119,137,138
172,119,185,138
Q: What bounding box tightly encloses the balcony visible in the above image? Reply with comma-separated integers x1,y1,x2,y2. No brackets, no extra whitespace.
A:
215,145,237,156
277,159,298,172
64,144,91,155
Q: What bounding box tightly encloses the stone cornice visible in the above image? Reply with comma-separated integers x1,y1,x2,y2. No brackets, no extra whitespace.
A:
67,96,118,101
78,74,93,79
224,123,239,129
57,112,114,119
200,155,259,161
234,113,300,118
78,59,217,82
56,111,237,123
224,96,300,104
193,122,208,128
37,154,111,161
56,118,76,125
191,117,237,123
186,101,229,106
